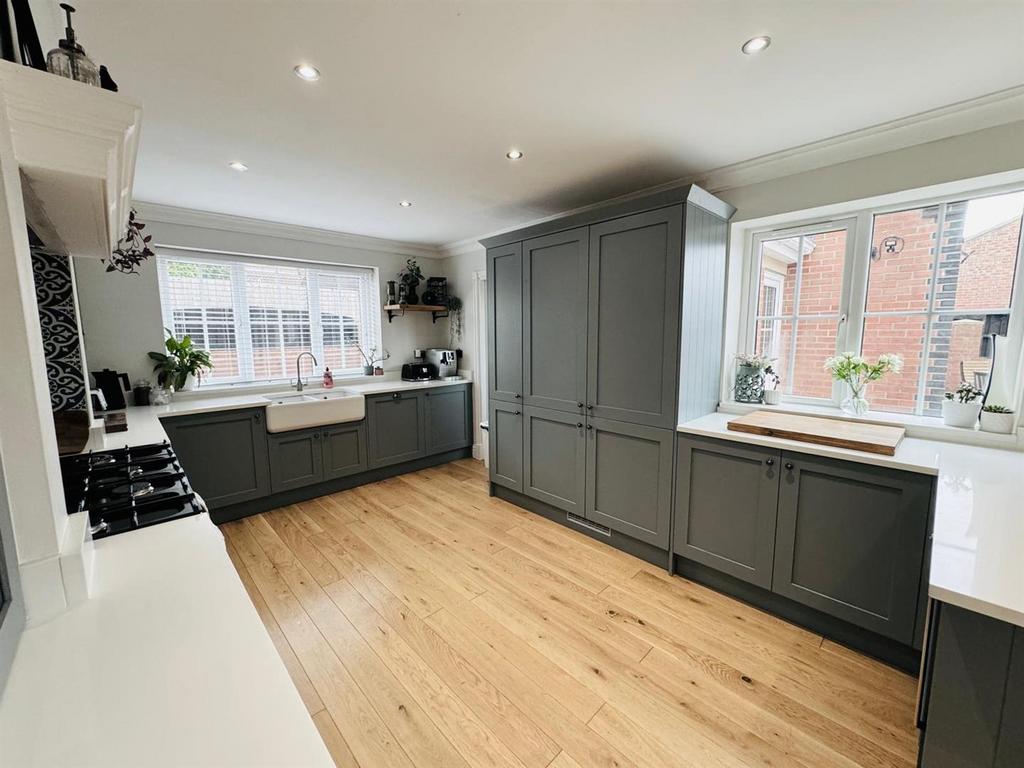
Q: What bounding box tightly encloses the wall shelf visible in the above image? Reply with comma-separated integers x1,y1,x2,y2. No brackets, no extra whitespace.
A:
384,303,449,323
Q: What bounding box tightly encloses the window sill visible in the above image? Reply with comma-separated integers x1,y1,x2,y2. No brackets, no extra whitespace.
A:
718,399,1022,450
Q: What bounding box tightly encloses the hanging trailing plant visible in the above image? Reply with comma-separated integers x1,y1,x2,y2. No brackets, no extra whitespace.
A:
447,294,464,347
106,208,154,275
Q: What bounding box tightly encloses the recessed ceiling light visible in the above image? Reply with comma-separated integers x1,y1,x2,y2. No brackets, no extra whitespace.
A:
506,149,524,160
399,200,413,208
228,161,248,172
741,36,771,54
293,63,321,81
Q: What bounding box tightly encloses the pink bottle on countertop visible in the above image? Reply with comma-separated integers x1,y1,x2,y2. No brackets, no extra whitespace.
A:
323,367,334,389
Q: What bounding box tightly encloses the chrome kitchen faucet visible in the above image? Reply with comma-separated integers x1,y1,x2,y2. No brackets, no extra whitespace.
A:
294,352,318,391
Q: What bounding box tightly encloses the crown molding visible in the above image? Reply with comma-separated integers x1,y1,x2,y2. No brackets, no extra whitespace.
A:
439,85,1024,256
133,201,444,260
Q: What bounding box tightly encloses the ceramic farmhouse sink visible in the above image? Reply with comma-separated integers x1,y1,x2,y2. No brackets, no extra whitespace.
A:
262,389,365,433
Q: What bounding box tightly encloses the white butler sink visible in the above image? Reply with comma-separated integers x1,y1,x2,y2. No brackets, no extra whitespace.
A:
262,389,365,433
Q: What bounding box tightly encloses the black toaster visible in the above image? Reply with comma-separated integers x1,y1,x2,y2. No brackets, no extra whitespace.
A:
401,363,436,381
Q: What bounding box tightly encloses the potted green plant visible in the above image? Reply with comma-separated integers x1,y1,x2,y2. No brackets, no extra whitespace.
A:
447,295,463,347
397,258,424,305
148,329,213,393
942,383,984,428
980,404,1015,434
824,352,902,417
733,353,774,403
762,366,781,405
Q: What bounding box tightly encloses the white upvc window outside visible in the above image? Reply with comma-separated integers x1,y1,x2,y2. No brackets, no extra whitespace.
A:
156,250,382,386
738,186,1024,417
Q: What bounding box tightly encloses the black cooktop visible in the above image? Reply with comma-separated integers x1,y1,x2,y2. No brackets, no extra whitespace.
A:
59,441,205,539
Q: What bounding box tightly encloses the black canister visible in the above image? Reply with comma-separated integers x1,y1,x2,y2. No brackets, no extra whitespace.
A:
133,385,151,406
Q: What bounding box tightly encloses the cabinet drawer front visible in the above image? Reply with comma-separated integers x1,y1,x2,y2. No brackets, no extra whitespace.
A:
586,206,682,428
523,405,585,514
323,423,367,480
268,429,324,493
489,402,523,491
673,436,780,588
162,408,269,508
585,418,673,548
523,229,588,414
773,454,932,643
488,243,523,403
367,392,425,468
426,386,471,453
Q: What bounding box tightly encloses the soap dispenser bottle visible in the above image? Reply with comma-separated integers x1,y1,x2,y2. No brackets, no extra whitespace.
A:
46,4,100,86
323,367,334,389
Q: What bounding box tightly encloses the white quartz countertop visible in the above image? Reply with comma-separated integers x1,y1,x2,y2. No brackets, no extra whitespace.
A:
0,515,333,767
678,412,1024,629
82,377,470,453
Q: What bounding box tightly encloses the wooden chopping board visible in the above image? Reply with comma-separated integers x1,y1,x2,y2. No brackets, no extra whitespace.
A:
727,410,905,456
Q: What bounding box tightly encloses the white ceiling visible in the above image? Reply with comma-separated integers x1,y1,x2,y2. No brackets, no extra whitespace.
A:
46,1,1024,246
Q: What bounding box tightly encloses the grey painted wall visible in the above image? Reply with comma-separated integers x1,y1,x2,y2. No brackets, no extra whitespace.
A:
74,212,451,386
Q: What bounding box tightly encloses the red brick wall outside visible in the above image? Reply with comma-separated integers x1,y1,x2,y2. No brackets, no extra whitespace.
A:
756,208,1021,414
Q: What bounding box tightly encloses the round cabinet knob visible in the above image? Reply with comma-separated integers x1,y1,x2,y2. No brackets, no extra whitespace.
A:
765,458,774,466
576,422,583,428
514,393,521,399
785,462,794,471
577,402,584,408
313,432,320,440
392,393,400,400
586,404,593,410
586,424,593,431
514,410,521,415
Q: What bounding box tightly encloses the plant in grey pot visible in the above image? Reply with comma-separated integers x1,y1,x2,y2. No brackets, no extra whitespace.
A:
942,383,984,428
148,329,213,393
980,404,1015,434
397,258,424,305
733,353,774,403
356,344,390,376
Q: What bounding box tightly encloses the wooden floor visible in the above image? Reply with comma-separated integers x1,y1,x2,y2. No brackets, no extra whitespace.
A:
222,458,919,768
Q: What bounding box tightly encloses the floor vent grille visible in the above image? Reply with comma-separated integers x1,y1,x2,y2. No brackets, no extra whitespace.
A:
566,513,611,537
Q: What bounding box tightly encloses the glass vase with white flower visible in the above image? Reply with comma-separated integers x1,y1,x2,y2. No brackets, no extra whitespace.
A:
824,352,903,417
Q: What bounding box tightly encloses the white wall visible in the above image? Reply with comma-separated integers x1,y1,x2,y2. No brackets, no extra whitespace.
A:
74,207,452,386
443,247,487,454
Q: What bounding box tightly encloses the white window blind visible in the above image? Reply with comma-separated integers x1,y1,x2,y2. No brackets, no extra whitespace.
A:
156,251,382,385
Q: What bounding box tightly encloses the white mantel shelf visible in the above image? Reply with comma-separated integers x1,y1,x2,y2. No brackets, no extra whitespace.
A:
0,61,141,259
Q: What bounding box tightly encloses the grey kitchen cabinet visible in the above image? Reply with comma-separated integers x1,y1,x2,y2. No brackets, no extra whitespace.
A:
366,390,426,468
522,405,586,515
773,452,932,644
585,417,673,548
674,435,780,589
487,242,523,404
489,401,523,492
920,603,1024,768
161,407,269,509
586,206,683,428
321,422,367,481
268,428,324,493
522,228,588,414
425,385,472,453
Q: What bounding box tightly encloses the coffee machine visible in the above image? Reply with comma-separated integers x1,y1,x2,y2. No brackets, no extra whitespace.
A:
425,348,457,378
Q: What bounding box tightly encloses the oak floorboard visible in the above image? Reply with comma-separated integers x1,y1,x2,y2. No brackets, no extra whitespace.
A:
221,459,916,768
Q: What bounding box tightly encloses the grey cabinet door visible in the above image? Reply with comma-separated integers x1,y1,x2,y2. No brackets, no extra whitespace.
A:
522,228,588,414
773,453,932,643
673,436,780,588
489,401,523,492
585,417,673,548
487,242,523,404
522,405,585,515
162,408,269,508
322,423,367,480
268,428,324,493
367,391,425,468
425,385,471,453
995,628,1024,767
586,206,683,428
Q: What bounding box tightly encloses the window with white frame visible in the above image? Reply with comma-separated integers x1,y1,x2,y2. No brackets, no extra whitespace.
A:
743,187,1024,416
156,251,382,385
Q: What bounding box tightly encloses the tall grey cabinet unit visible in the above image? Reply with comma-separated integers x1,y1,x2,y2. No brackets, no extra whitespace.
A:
484,184,734,553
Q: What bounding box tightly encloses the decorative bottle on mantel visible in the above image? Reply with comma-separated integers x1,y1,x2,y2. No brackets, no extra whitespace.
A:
46,4,100,86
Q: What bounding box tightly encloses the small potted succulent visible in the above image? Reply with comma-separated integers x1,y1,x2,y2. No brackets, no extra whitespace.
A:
356,344,390,376
942,383,985,428
979,404,1015,434
762,366,782,405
